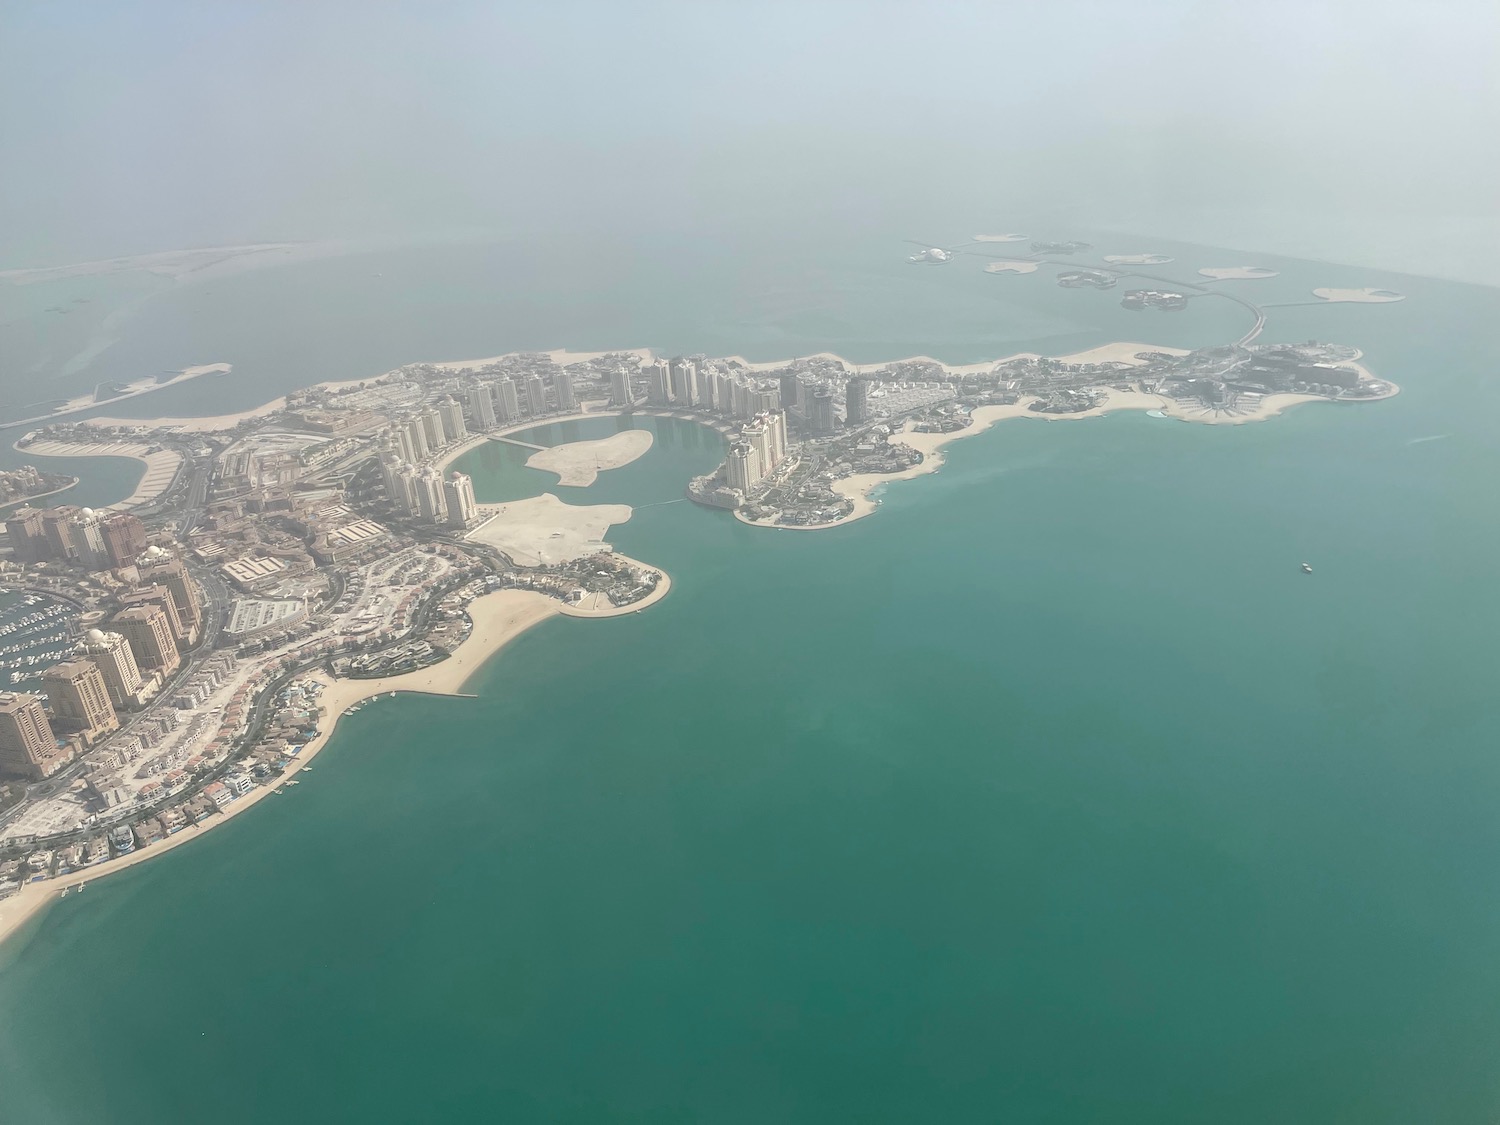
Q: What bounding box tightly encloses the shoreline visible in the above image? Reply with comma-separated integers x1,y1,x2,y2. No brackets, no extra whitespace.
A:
67,341,1203,435
12,440,183,510
0,478,79,512
746,363,1397,531
0,588,562,952
557,554,672,618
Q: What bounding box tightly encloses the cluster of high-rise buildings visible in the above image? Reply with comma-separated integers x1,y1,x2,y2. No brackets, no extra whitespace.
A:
0,548,203,780
4,506,148,570
633,356,869,437
378,458,479,529
641,357,784,420
376,373,584,527
724,411,790,497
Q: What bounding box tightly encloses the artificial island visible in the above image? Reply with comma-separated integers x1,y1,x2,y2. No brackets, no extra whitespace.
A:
0,246,1402,943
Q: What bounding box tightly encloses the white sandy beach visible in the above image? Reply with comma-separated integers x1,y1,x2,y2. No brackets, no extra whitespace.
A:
525,429,653,487
82,373,378,433
83,401,288,433
0,588,561,951
1103,253,1175,265
971,233,1028,243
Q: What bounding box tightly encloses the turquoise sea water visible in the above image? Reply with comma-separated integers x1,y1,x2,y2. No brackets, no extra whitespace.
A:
3,231,1500,1121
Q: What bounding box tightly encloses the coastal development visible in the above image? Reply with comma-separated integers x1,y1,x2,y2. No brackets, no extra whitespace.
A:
0,257,1400,939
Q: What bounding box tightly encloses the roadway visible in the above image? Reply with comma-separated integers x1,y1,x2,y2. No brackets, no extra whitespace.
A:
984,251,1270,347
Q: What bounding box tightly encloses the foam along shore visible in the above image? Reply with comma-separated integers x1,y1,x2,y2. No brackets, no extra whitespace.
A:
1199,266,1279,280
971,233,1028,242
1103,253,1174,265
14,440,183,510
525,429,654,487
1313,287,1406,303
0,588,561,952
983,260,1040,274
466,493,634,566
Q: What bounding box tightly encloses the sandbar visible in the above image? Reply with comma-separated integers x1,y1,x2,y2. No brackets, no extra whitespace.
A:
0,588,560,951
1104,253,1175,265
984,260,1040,274
466,493,633,566
525,429,653,487
972,233,1028,243
1199,266,1279,280
1312,287,1405,303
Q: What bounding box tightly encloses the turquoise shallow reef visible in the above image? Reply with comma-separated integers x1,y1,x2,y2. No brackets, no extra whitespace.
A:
3,230,1500,1122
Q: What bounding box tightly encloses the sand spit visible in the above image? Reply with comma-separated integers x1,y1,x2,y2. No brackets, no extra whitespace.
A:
525,430,654,487
1313,287,1405,303
84,402,289,433
972,233,1028,243
82,374,378,433
16,440,183,509
467,493,633,566
1199,266,1279,280
1104,253,1174,265
984,260,1040,274
0,589,561,952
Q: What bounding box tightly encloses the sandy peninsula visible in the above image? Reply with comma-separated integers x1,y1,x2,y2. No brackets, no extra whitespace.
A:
467,493,633,566
558,554,672,617
1104,253,1175,265
525,429,653,487
81,374,378,433
983,260,1040,274
1199,266,1279,280
1313,287,1405,303
0,588,560,951
972,233,1028,243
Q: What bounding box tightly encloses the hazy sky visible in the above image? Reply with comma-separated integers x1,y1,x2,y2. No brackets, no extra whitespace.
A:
2,1,1497,268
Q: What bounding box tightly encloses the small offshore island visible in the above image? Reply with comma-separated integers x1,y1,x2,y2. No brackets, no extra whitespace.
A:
0,320,1396,941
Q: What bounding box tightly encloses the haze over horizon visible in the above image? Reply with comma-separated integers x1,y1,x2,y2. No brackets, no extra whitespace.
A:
2,1,1497,282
